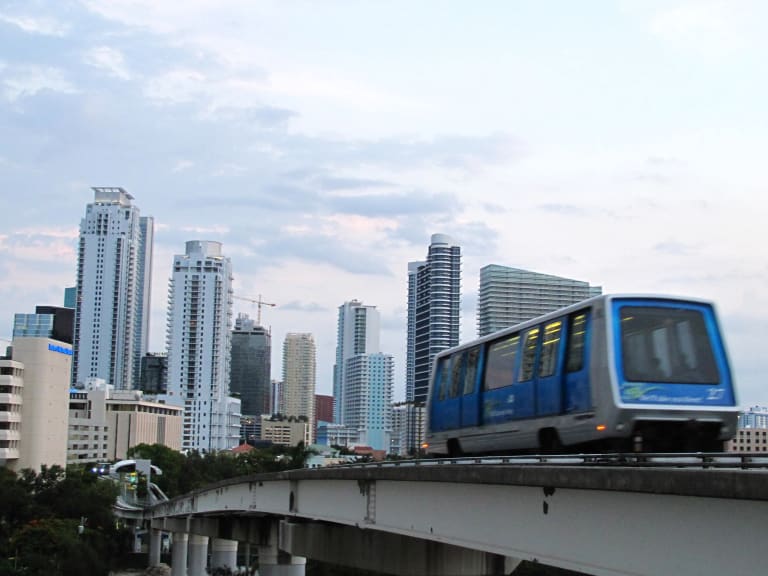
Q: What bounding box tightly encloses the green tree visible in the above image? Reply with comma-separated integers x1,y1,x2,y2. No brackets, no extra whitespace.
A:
0,466,131,576
10,517,114,576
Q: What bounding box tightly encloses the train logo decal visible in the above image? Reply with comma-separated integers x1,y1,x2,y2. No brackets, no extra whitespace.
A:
621,384,663,402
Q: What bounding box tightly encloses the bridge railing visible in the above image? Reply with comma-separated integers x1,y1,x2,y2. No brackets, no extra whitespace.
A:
337,452,768,470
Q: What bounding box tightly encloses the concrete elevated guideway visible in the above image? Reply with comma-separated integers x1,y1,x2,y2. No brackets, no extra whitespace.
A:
146,455,768,576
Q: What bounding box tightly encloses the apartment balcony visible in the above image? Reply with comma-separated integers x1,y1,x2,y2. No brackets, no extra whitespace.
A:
0,412,21,423
0,447,19,459
0,393,22,406
0,429,20,442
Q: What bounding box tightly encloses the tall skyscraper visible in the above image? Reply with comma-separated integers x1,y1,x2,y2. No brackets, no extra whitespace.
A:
333,300,380,424
230,313,272,419
477,265,602,337
407,234,461,405
282,333,316,444
72,188,153,389
406,234,461,453
165,241,238,452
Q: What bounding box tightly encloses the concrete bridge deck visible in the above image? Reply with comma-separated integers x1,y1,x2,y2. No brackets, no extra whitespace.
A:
144,457,768,576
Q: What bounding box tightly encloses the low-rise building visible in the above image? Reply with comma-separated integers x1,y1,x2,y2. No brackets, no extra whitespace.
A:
727,428,768,453
316,422,359,447
260,415,309,446
1,337,71,472
68,380,182,465
726,406,768,453
0,358,24,466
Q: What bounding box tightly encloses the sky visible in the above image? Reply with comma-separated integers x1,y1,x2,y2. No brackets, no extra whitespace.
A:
0,0,766,406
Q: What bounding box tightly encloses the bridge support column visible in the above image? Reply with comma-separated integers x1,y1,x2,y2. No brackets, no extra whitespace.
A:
171,532,188,576
148,528,163,567
257,520,305,576
281,520,518,576
210,538,238,573
258,550,306,576
242,541,252,571
188,534,209,576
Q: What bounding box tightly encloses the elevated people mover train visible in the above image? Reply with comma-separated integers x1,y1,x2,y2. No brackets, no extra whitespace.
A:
425,294,738,456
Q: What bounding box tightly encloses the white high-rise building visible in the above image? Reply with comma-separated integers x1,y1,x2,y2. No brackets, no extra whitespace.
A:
73,188,153,389
333,300,380,424
344,353,393,451
165,241,239,452
333,300,393,451
282,333,316,444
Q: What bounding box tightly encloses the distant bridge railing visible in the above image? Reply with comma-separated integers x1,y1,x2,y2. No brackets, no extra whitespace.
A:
338,451,768,470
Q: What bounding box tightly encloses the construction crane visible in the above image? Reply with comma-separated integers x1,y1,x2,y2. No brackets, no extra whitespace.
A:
233,294,276,326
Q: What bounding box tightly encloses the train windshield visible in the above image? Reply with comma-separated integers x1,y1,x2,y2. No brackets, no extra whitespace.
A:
620,306,719,384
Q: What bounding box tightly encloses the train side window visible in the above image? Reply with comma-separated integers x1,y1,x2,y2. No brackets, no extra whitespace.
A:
463,347,480,395
539,320,563,377
518,327,541,382
436,357,450,400
484,335,520,390
566,312,588,373
450,353,463,398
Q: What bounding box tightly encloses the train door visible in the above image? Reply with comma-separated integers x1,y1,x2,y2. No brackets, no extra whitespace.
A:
429,356,451,432
536,319,565,415
514,326,540,418
460,346,482,428
442,352,464,429
481,334,522,425
563,311,592,413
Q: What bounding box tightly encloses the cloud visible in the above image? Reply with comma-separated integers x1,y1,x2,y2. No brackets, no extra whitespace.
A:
0,12,70,36
354,133,525,171
84,46,132,80
537,202,591,217
650,2,750,53
179,225,230,236
629,155,686,184
279,300,328,313
0,227,77,267
317,176,395,191
143,68,209,105
171,159,194,173
253,231,394,276
653,240,694,256
327,191,456,218
2,65,77,101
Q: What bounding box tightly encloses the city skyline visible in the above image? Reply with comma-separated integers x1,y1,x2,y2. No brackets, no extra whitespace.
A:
1,2,767,407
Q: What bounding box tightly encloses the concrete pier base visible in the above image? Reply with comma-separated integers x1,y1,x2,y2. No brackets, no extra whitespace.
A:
188,534,209,576
149,528,163,567
171,532,188,576
211,538,238,573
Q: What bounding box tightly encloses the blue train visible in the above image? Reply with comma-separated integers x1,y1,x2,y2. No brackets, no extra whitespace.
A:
425,294,739,455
